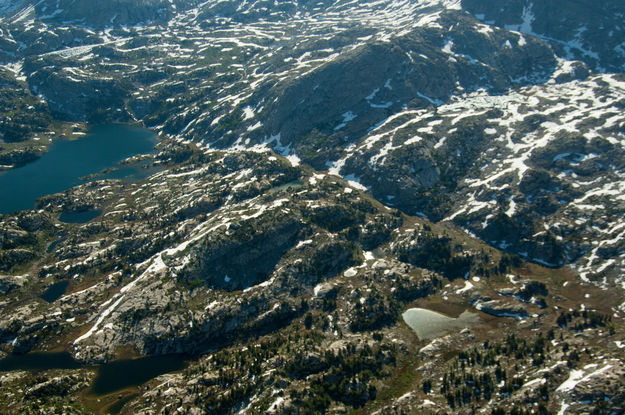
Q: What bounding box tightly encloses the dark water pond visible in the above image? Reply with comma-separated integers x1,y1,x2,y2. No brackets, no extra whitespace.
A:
58,209,102,224
40,280,70,303
0,124,158,214
46,238,65,253
90,354,187,395
0,352,82,372
268,179,304,194
0,351,188,396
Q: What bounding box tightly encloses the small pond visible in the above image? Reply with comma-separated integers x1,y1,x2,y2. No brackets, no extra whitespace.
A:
90,354,188,395
0,352,82,372
58,209,102,224
402,307,481,340
40,280,70,303
0,351,188,396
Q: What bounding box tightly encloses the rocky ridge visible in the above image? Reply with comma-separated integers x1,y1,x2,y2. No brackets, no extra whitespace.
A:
0,0,623,288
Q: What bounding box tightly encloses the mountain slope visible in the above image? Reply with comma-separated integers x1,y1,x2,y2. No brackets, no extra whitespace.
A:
0,1,624,414
462,0,625,72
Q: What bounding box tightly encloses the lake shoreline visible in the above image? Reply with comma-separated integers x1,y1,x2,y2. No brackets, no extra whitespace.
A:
402,307,482,340
0,124,159,214
0,350,190,397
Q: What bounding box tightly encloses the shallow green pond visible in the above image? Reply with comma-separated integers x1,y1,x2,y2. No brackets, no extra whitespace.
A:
402,307,481,340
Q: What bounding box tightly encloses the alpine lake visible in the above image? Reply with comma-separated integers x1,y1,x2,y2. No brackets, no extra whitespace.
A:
0,124,189,408
0,124,160,215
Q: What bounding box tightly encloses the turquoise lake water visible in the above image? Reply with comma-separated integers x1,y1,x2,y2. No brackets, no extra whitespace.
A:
0,124,158,214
